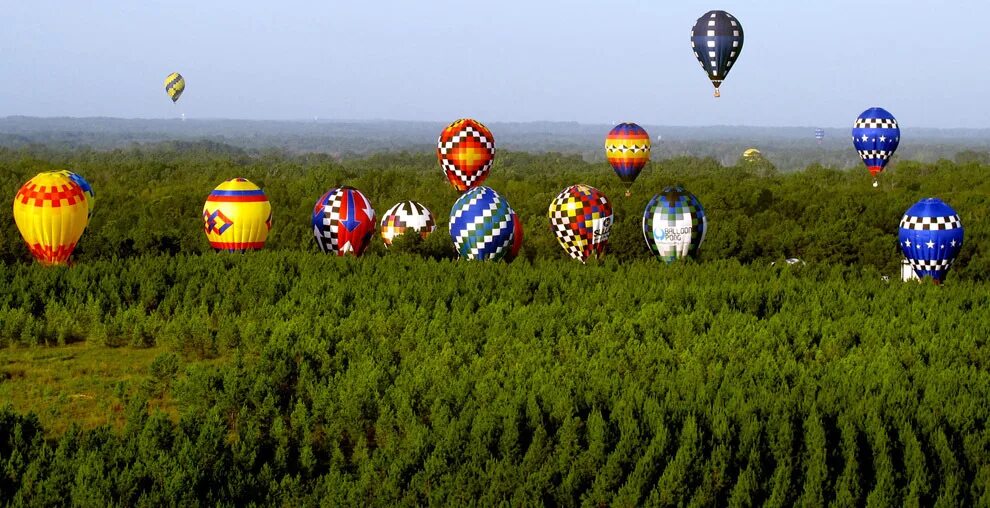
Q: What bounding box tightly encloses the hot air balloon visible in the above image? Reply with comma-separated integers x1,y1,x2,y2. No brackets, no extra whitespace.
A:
313,186,376,256
899,198,963,284
815,128,825,143
506,210,524,261
437,118,495,192
380,201,435,247
605,123,651,196
548,184,613,263
12,172,90,265
643,186,707,263
449,186,515,261
164,72,185,103
691,10,744,97
56,170,95,224
742,148,763,162
852,107,899,187
202,178,272,252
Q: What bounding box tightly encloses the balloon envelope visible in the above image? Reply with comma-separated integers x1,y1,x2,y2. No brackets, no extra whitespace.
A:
56,170,95,224
506,210,524,261
380,201,435,247
203,178,272,252
449,186,515,261
548,184,613,263
642,186,707,263
852,107,900,177
164,72,185,103
742,148,762,161
313,186,376,256
691,10,744,96
437,118,495,192
13,172,90,265
899,198,963,282
605,123,651,184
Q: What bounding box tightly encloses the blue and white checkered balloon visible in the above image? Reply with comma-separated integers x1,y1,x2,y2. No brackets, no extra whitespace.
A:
899,198,963,283
449,186,516,261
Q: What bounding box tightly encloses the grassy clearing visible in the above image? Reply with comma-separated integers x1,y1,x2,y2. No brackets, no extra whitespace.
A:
0,342,194,434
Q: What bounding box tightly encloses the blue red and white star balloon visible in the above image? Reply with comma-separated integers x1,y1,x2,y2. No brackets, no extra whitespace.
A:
852,107,900,186
899,198,963,284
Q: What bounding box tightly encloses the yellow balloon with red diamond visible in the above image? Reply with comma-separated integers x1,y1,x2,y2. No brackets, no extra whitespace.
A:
202,178,272,252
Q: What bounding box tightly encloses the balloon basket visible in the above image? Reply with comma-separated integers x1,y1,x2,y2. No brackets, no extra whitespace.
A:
872,179,879,188
714,89,721,98
625,190,631,197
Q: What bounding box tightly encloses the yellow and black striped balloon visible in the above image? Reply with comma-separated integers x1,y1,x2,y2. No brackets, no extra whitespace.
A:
164,72,185,103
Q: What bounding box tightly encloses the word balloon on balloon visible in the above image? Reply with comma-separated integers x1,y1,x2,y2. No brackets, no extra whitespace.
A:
642,186,707,263
548,184,613,263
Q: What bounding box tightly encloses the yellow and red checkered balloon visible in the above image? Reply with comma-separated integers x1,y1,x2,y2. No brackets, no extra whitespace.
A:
12,172,90,265
548,184,614,263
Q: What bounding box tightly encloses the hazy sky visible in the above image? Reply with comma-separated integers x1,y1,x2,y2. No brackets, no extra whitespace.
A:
1,1,985,127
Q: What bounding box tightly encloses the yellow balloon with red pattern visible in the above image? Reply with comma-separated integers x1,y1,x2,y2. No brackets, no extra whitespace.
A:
202,178,272,252
12,172,90,265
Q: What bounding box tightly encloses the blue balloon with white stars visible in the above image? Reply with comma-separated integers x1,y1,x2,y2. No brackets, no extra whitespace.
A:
852,107,900,180
899,198,963,283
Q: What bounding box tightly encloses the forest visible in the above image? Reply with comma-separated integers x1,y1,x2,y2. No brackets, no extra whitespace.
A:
1,142,989,505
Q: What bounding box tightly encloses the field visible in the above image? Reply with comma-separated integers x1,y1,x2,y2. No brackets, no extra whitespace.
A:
2,144,990,505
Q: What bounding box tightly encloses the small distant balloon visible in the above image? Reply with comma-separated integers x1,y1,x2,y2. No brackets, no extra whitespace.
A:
164,72,185,103
742,148,762,162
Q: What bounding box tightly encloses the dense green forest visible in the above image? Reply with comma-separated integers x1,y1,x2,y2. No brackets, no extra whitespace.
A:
1,143,989,505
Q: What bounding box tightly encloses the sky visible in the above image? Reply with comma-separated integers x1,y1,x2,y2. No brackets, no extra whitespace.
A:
1,0,986,127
